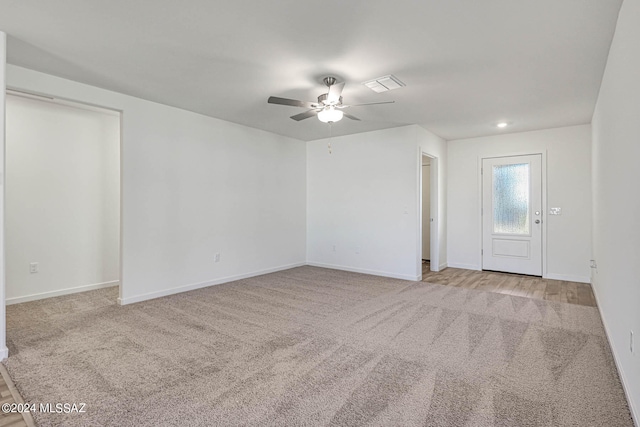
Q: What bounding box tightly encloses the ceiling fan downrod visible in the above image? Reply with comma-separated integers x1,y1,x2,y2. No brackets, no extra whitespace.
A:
323,76,337,87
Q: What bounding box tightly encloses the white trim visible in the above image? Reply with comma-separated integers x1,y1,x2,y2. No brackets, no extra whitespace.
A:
307,262,419,282
544,273,590,283
118,109,124,308
118,262,306,305
591,284,639,427
417,148,423,277
542,150,548,279
438,262,448,271
447,262,481,270
477,156,484,270
6,280,120,305
0,32,7,366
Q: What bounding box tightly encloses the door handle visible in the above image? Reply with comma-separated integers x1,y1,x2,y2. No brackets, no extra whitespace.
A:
535,219,541,224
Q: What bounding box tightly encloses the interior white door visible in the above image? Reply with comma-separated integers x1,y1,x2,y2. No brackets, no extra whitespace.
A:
422,164,431,260
482,154,542,276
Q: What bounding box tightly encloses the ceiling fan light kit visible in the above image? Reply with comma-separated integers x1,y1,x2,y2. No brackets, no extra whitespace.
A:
268,76,395,124
317,107,344,123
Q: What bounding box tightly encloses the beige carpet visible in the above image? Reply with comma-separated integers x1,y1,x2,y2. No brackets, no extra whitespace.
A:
4,266,633,426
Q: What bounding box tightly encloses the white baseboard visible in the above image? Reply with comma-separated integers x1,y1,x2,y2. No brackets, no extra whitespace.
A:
6,280,120,305
544,273,591,283
0,346,8,361
306,262,419,282
118,262,306,305
427,262,448,273
591,283,638,426
447,262,481,270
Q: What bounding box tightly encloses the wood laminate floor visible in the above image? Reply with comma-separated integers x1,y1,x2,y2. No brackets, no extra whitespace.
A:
422,261,596,307
0,365,33,427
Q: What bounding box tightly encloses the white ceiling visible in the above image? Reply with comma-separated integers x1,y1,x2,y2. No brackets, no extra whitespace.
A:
0,0,623,141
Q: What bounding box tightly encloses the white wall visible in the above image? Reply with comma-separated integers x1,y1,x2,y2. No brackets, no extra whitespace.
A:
306,125,447,281
0,31,8,359
447,125,592,282
591,0,640,420
6,65,307,305
5,95,120,303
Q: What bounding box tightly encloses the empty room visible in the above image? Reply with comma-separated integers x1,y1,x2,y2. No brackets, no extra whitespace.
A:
0,0,638,426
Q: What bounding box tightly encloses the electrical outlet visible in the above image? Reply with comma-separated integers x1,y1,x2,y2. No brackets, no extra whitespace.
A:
214,253,221,263
590,260,597,269
29,262,39,274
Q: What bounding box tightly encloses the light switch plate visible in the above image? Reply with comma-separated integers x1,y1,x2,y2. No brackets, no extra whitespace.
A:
549,207,562,215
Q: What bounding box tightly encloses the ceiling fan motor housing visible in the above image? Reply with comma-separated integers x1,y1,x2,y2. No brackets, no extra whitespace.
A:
317,93,342,107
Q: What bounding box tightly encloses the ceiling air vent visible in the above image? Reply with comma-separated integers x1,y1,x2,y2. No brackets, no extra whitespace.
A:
362,74,405,93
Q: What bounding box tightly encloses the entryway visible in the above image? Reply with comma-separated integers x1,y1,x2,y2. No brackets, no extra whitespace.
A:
482,154,542,276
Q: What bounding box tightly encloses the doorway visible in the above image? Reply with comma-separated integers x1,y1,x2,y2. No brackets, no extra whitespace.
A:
420,152,439,276
482,154,542,276
5,91,121,304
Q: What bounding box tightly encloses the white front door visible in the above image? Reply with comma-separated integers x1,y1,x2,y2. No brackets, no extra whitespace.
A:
482,154,542,276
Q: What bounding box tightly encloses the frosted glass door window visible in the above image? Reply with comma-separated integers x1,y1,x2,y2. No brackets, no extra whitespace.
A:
492,163,530,234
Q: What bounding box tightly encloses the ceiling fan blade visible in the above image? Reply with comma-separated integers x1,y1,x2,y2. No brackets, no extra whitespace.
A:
326,82,345,103
290,110,319,121
340,100,395,108
343,113,361,121
268,96,316,109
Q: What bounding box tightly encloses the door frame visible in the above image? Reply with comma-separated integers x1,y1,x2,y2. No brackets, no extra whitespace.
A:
418,150,439,278
478,151,548,278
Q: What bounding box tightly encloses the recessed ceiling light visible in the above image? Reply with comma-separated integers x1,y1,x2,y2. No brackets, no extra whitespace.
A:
496,122,509,128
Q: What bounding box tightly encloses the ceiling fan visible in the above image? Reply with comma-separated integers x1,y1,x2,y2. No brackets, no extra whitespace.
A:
268,77,394,123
